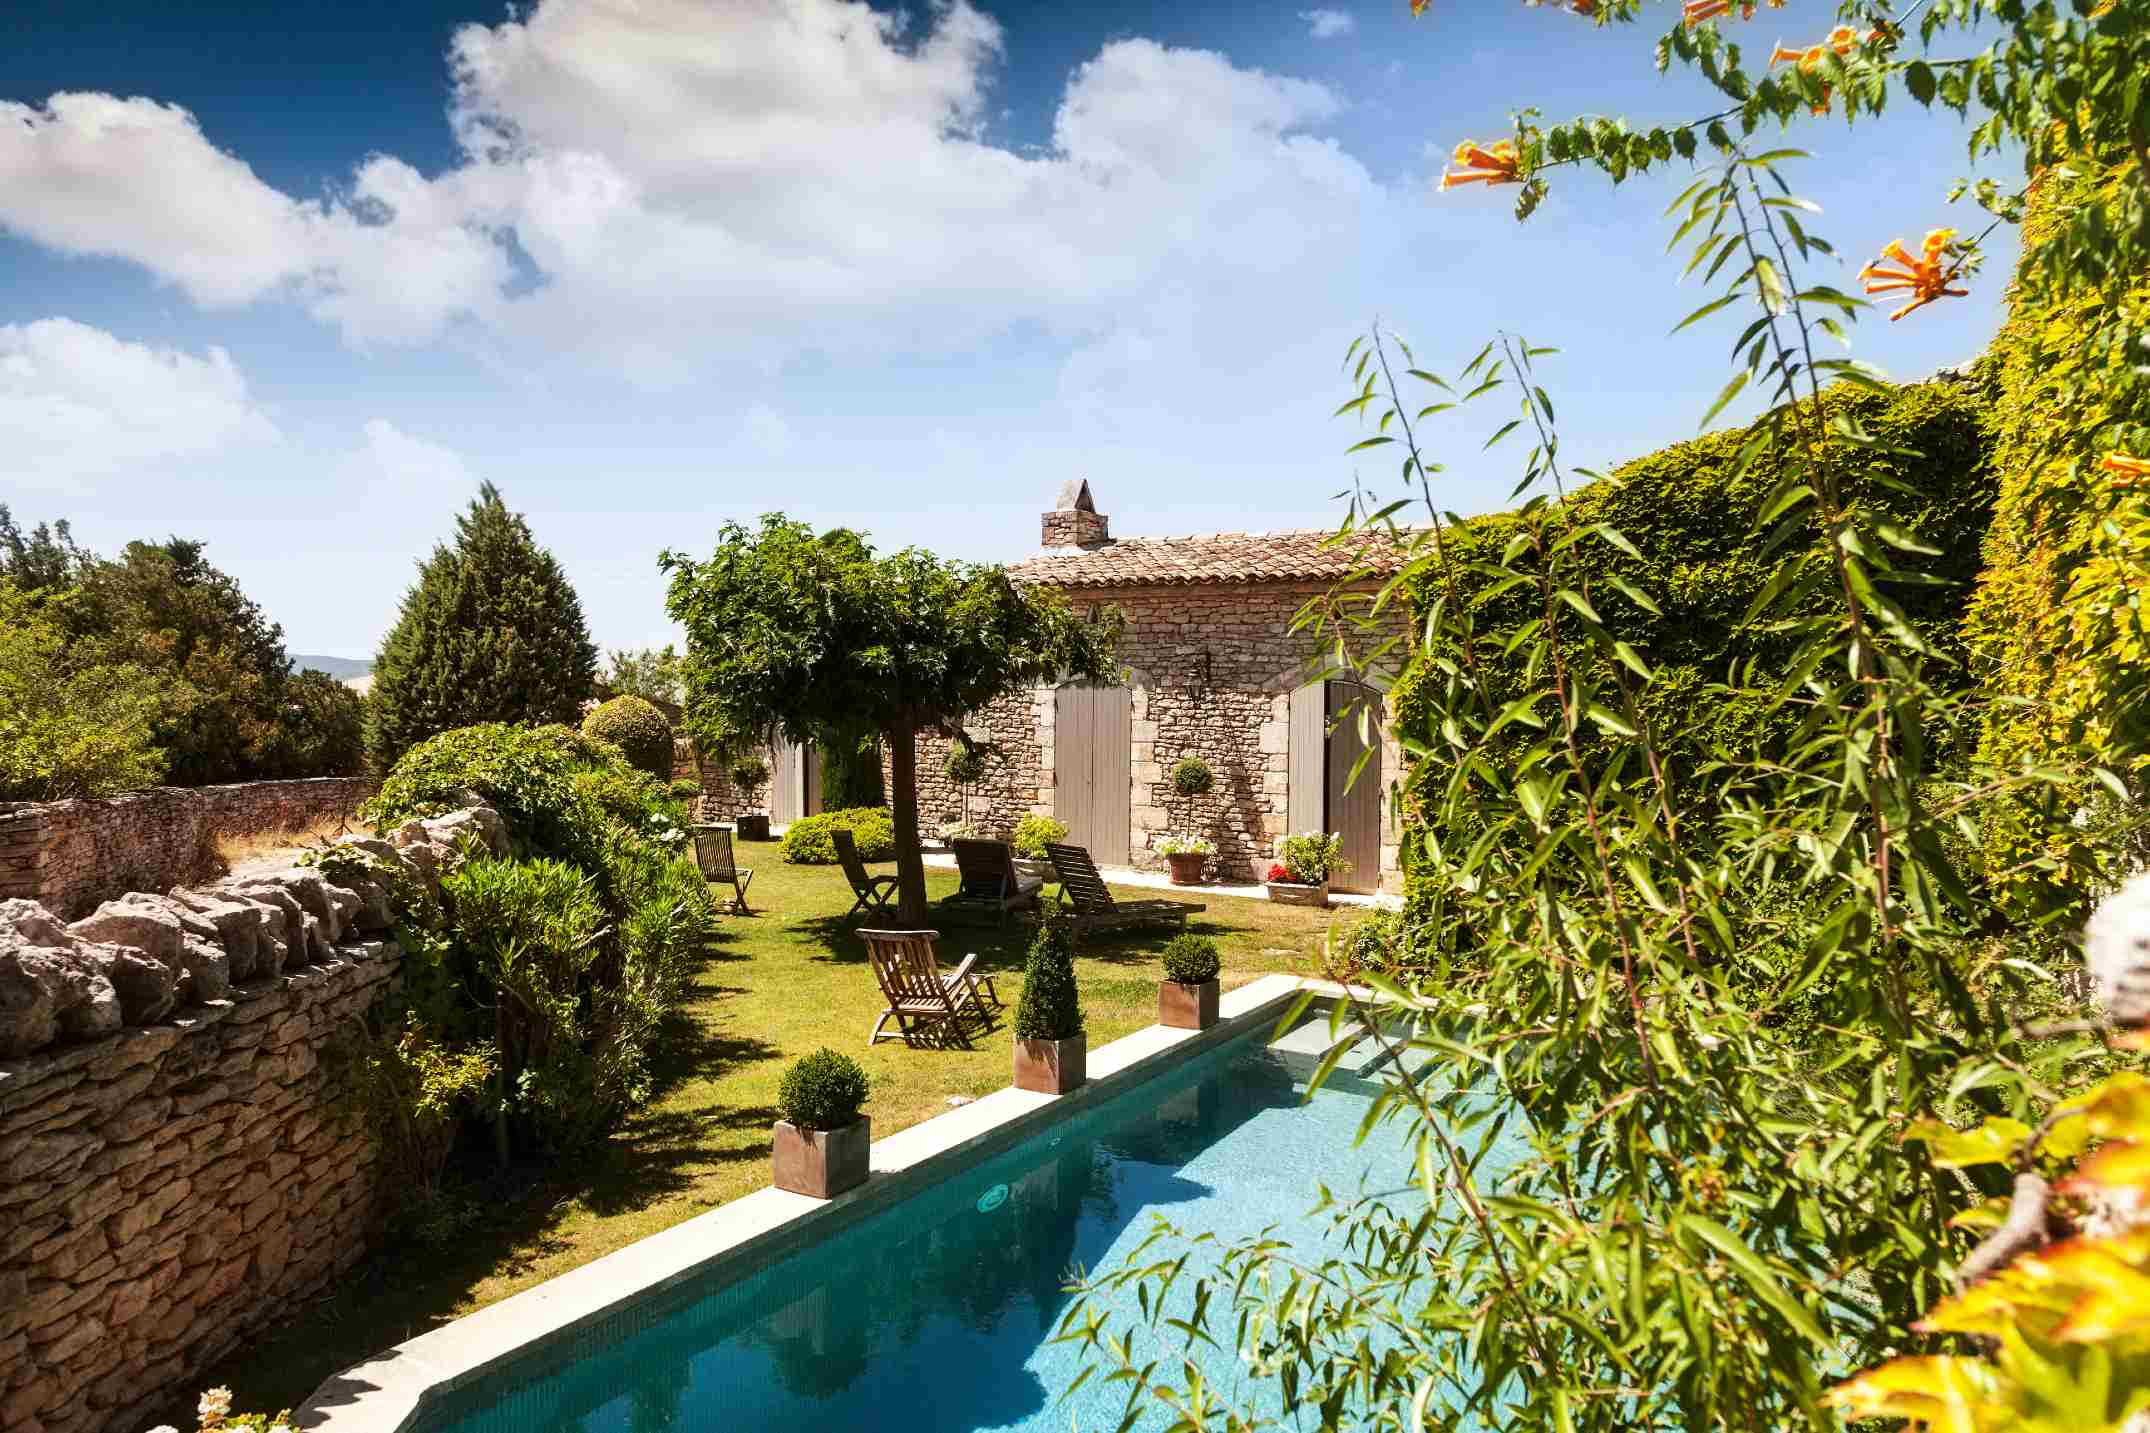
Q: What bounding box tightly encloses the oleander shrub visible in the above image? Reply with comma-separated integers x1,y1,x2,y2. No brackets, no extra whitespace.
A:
1014,918,1083,1041
1012,813,1069,860
779,806,896,864
582,694,675,780
1160,933,1220,985
1277,831,1346,886
778,1048,871,1130
359,720,718,1174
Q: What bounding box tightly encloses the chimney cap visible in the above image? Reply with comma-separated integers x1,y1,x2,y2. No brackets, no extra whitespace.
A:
1054,478,1096,513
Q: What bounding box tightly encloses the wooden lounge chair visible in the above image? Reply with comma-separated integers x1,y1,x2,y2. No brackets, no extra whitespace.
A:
832,827,897,921
1045,843,1203,940
942,838,1045,925
862,928,1001,1047
692,825,755,914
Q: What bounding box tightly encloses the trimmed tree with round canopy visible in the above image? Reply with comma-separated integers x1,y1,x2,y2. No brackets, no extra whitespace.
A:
662,517,1121,925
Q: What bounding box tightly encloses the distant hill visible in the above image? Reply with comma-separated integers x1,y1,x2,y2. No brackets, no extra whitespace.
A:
293,654,374,682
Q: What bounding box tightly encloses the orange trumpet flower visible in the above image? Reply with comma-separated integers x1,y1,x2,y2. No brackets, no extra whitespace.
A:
1684,0,1783,26
1858,229,1968,321
2103,453,2150,488
1438,139,1521,190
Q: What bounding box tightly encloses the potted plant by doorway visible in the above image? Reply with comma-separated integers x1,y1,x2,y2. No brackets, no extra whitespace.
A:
1011,812,1068,880
1154,832,1214,885
772,1048,872,1199
1158,933,1221,1030
1013,918,1086,1094
1266,832,1348,908
730,754,772,841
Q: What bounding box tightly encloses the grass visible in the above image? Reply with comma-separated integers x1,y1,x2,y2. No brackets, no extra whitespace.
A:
195,843,1350,1418
212,811,372,872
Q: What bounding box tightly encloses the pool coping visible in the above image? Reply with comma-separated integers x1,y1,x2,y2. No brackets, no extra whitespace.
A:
293,973,1350,1432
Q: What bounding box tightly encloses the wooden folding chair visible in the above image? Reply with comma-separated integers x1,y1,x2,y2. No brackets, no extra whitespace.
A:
692,825,755,914
862,928,1000,1047
833,826,898,922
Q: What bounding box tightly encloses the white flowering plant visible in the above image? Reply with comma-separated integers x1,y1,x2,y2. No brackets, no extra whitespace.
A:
152,1386,293,1433
938,818,978,843
1154,833,1214,857
1275,831,1347,886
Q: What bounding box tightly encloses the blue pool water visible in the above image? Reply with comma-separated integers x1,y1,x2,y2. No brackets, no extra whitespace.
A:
418,1032,1427,1433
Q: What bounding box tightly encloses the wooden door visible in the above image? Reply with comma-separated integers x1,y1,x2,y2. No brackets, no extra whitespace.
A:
1054,685,1131,865
1325,682,1383,892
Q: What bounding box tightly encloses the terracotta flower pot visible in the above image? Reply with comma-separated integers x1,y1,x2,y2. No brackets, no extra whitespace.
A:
772,1116,871,1199
1159,978,1220,1030
734,813,771,842
1164,851,1209,886
1013,1034,1087,1094
1265,880,1330,908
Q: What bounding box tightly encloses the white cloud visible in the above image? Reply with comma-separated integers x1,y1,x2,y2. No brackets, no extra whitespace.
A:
1300,9,1357,38
0,317,279,489
354,419,476,487
0,1,1379,378
0,94,509,346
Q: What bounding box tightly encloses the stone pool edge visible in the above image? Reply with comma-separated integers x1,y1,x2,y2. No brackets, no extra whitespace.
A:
293,973,1349,1433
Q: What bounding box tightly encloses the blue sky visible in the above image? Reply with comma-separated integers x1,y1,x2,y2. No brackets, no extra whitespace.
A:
0,0,2016,657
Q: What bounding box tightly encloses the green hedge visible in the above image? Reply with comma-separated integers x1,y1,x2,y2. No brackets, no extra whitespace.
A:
778,806,896,864
1963,149,2150,918
1395,378,1995,776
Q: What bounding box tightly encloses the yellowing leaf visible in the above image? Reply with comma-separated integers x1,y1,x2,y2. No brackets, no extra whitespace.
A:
1825,1355,2007,1433
1904,1116,2032,1168
2058,1140,2150,1198
1948,1198,2011,1233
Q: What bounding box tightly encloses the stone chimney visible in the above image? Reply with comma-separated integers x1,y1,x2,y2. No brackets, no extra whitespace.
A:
1041,479,1111,549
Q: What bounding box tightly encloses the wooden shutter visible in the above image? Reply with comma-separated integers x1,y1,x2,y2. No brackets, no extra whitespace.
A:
1287,682,1325,838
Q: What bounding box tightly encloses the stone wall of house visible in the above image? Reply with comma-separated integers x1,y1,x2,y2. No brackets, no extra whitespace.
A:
0,799,510,1433
0,941,400,1433
890,581,1406,887
0,780,375,920
899,689,1050,840
672,740,774,826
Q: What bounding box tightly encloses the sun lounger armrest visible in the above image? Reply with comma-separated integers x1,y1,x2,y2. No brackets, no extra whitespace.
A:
946,952,979,983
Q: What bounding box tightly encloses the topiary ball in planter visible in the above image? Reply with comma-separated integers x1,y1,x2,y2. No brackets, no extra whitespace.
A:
1014,918,1086,1093
774,1048,872,1199
581,695,675,781
1159,933,1221,1030
943,740,989,787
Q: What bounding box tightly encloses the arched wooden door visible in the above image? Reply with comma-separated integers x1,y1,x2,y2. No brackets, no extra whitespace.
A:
1054,685,1131,865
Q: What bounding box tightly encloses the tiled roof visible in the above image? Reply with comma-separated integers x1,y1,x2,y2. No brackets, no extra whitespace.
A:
1006,527,1415,589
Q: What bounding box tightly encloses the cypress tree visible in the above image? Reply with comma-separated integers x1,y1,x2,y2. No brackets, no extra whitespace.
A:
369,483,598,767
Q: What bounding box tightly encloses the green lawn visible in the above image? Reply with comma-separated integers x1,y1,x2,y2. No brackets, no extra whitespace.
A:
201,844,1347,1417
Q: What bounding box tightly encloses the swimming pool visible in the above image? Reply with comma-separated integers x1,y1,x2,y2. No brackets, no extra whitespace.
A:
408,1020,1418,1433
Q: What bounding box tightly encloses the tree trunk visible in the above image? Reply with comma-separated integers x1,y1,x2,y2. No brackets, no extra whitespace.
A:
887,717,929,925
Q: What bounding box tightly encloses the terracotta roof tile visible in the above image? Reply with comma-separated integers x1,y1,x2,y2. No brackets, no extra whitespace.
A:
1006,527,1415,589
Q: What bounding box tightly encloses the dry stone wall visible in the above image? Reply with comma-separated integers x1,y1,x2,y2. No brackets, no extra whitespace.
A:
0,800,510,1433
899,689,1049,840
0,779,374,921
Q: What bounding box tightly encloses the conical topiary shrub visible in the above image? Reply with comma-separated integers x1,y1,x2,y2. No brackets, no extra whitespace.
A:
369,482,599,768
1013,918,1085,1093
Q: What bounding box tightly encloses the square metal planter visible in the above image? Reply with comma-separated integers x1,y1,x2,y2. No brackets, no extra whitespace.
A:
772,1117,871,1199
1158,978,1220,1030
1013,1035,1087,1094
1265,881,1330,908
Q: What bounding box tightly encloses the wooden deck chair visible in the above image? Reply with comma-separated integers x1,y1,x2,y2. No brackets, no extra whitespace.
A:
862,928,1000,1047
692,825,755,914
1045,843,1203,941
942,839,1045,925
832,827,897,921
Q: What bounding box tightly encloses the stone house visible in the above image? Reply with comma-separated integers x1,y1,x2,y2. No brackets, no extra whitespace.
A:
906,482,1412,892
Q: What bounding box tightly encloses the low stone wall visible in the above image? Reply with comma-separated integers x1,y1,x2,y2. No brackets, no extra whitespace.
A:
0,799,511,1433
0,780,375,920
0,942,400,1433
